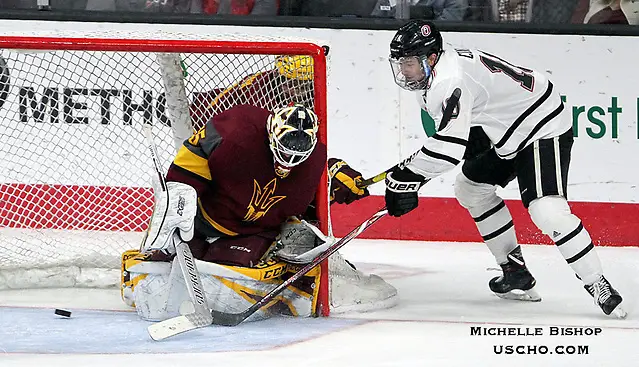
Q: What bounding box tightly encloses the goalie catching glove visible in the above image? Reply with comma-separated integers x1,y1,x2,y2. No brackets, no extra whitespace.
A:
275,218,335,264
385,167,428,217
328,158,370,204
141,182,197,256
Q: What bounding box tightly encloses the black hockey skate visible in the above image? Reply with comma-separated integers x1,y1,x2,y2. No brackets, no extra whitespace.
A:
583,275,627,319
489,247,541,302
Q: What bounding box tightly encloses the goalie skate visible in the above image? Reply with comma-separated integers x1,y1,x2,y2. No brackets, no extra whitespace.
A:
489,247,541,302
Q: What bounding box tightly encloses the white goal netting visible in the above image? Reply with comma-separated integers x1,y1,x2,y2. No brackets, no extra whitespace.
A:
0,34,327,290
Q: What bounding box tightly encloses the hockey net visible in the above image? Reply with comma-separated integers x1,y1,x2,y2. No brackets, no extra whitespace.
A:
0,32,396,316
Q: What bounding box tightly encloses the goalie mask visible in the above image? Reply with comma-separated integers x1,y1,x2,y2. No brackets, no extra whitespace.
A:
267,104,319,177
389,20,443,91
275,55,315,107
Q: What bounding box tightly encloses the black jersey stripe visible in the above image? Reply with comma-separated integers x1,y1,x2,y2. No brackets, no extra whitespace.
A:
495,81,554,149
420,147,461,166
433,133,468,147
501,102,565,159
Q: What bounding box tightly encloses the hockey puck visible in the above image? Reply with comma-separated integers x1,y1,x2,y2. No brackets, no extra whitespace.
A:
54,309,72,318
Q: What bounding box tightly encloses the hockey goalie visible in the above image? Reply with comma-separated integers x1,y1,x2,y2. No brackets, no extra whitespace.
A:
121,103,397,322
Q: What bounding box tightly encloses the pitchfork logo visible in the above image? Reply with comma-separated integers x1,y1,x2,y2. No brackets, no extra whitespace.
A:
243,178,286,222
0,56,9,111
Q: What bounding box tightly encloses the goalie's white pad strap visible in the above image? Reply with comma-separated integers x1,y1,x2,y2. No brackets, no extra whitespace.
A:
142,182,197,254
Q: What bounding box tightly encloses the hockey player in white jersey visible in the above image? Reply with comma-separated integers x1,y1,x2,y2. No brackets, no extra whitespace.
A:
384,20,626,318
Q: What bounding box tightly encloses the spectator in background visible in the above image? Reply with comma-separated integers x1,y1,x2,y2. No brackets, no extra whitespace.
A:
201,0,278,15
371,0,468,21
85,0,198,12
582,0,639,24
84,0,279,14
479,0,580,24
286,0,379,17
2,0,87,9
493,0,531,22
530,0,579,24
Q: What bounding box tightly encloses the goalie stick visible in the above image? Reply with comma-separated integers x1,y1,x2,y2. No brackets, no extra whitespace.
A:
142,125,212,340
148,207,388,340
356,88,462,189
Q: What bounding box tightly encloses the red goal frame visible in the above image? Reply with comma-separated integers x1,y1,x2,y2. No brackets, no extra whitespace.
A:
0,36,331,316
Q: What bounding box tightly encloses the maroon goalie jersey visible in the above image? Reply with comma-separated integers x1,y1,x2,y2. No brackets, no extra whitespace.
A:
166,104,326,239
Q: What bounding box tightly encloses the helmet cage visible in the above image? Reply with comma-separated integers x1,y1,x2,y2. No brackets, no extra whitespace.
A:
388,20,442,91
267,105,319,168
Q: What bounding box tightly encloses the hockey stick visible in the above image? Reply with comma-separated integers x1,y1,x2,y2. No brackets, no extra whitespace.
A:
356,88,462,190
209,207,388,326
142,125,212,340
356,169,391,189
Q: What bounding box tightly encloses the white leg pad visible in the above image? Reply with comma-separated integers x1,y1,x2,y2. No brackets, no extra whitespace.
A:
528,196,602,284
126,258,314,322
454,173,501,211
454,173,517,264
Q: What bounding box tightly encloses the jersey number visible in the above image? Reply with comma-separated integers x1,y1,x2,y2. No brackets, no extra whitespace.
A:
480,53,534,92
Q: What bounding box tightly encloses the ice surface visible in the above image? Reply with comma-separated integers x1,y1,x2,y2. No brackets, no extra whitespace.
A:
1,239,638,367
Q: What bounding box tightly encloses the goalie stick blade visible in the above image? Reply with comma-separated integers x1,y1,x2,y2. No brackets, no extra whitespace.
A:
148,312,213,341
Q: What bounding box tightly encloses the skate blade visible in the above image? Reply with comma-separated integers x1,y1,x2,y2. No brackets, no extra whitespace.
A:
494,287,541,302
610,303,627,319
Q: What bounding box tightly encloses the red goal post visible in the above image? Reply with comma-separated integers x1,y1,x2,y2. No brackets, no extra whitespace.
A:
0,34,331,316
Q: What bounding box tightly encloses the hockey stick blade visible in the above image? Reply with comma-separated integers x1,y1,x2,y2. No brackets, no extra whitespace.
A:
148,311,214,341
209,208,389,327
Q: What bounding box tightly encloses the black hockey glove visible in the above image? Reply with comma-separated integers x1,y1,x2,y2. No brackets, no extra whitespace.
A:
384,167,426,217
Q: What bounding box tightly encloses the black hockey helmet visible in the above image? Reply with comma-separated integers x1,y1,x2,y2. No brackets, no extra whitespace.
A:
390,20,443,59
389,20,443,91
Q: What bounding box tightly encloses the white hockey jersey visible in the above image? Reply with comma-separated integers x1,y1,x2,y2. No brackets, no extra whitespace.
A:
405,46,571,180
